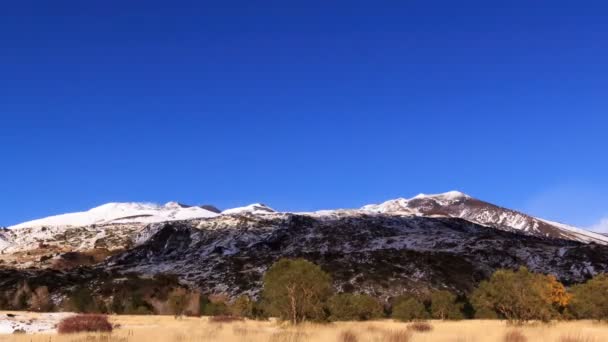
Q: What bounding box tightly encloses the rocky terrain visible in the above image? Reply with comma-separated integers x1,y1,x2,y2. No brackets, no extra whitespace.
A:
1,191,607,303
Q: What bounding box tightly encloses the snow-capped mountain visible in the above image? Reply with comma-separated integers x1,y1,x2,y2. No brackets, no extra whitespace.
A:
361,191,608,245
8,202,220,229
2,191,607,268
2,191,608,305
7,192,603,246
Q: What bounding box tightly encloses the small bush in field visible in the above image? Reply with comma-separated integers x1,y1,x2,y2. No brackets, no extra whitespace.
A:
382,330,411,342
408,321,433,332
209,315,245,323
339,330,359,342
57,314,113,334
504,330,527,342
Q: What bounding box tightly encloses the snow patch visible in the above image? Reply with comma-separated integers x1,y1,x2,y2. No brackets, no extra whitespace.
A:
222,203,276,215
9,202,219,229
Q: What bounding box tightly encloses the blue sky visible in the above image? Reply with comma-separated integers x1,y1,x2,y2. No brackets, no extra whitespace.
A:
1,1,607,230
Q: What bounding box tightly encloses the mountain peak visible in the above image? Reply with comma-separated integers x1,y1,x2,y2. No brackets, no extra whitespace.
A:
164,201,190,209
222,203,276,215
412,191,471,201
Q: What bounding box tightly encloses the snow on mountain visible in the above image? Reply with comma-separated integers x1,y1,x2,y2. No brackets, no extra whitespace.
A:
4,190,607,262
538,218,608,245
362,191,471,213
0,230,10,250
362,191,608,245
222,203,276,215
8,202,220,229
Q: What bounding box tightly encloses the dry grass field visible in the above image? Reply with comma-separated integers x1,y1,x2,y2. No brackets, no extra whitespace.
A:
1,314,608,342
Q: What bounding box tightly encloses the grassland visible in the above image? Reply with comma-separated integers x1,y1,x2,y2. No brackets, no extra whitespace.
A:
1,314,608,342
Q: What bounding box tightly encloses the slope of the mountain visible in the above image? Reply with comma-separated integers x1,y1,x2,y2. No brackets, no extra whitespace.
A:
0,228,9,250
362,191,608,244
105,214,608,299
9,202,220,229
2,191,606,272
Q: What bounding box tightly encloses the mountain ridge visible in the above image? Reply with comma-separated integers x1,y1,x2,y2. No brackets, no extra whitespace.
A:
5,191,607,245
1,191,608,305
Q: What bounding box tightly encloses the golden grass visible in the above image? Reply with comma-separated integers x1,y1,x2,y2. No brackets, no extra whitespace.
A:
1,315,608,342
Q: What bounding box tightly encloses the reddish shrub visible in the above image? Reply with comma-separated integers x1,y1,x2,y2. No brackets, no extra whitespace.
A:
57,314,113,334
408,321,433,332
504,330,527,342
339,330,359,342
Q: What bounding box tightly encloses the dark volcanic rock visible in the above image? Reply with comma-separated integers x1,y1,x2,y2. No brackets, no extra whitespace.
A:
103,214,608,299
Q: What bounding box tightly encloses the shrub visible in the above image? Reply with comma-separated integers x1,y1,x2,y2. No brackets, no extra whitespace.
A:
568,274,608,320
168,288,189,317
328,293,383,321
200,295,229,316
471,267,565,323
504,330,527,342
339,330,359,342
230,295,254,318
57,314,113,334
392,296,428,321
262,258,332,324
429,290,463,320
408,321,432,332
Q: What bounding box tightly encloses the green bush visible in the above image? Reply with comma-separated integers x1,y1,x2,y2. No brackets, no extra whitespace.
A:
200,296,229,316
568,274,608,320
168,288,189,317
230,295,254,318
429,290,463,320
392,296,428,321
471,267,566,323
328,293,383,321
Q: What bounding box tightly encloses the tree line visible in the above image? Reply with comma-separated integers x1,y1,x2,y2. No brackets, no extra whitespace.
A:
260,259,608,324
1,258,607,324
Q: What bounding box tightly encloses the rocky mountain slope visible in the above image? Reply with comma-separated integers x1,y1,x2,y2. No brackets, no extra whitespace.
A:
107,213,608,299
362,191,608,244
1,191,607,300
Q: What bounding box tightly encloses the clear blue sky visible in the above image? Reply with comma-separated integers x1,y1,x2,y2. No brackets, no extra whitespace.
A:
1,1,607,229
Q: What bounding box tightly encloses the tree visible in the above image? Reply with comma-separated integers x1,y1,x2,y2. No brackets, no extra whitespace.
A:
200,295,229,316
262,258,332,324
230,295,254,318
30,286,53,312
168,288,189,318
429,290,463,320
471,267,564,323
327,293,383,321
67,287,100,313
392,296,428,321
568,274,608,320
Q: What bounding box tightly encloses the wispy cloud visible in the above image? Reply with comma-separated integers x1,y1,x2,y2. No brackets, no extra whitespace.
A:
523,183,608,229
589,218,608,233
